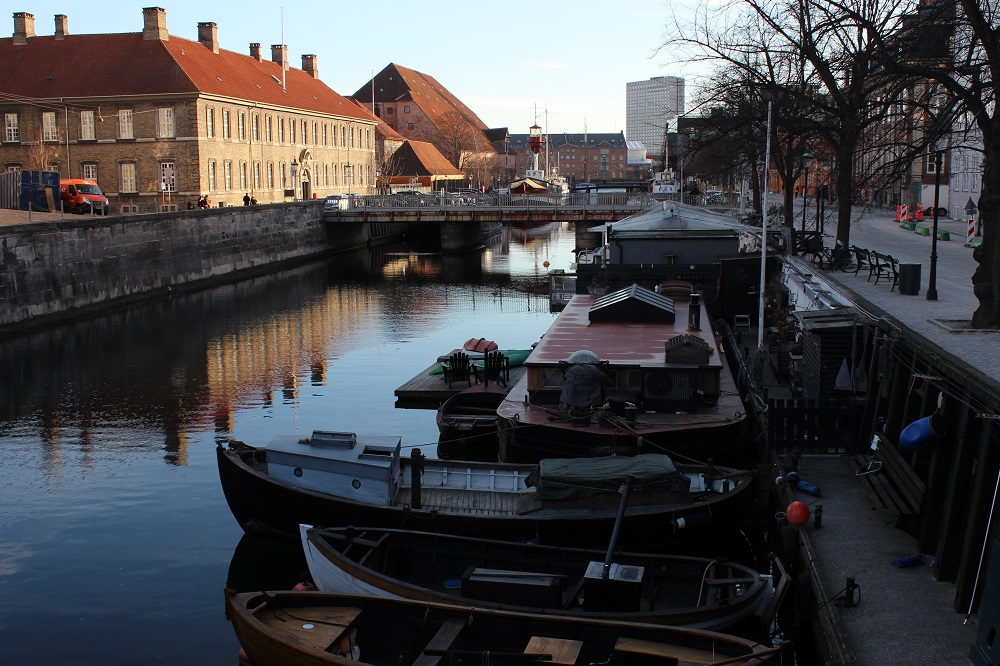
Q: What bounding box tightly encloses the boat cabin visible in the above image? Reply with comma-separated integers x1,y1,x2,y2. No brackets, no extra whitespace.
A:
522,284,723,415
266,431,402,506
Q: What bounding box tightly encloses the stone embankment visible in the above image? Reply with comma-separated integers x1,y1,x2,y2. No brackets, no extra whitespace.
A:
0,203,340,333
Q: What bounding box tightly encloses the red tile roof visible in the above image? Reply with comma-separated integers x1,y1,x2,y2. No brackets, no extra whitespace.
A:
357,63,496,153
0,33,375,122
391,140,464,177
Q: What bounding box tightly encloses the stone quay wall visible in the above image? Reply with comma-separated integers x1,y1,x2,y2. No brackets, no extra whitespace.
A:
0,202,335,333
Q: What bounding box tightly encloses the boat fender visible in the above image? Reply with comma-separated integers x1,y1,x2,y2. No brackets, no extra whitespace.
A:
793,479,821,497
338,627,360,660
238,648,253,666
672,510,711,530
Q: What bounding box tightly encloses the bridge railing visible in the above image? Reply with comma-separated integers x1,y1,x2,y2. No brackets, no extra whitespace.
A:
340,192,653,210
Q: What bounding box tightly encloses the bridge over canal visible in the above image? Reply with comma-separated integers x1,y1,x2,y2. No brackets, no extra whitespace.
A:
324,192,655,252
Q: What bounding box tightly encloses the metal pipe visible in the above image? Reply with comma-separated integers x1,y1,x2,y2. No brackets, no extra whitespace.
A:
602,474,635,578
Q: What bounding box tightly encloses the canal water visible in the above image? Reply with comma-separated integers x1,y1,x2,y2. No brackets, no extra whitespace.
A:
0,222,574,665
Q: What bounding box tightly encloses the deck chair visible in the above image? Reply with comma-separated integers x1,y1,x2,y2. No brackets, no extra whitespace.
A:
473,350,510,387
442,351,472,388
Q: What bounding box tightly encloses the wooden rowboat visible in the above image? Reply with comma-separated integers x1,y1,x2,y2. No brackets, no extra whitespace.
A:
300,524,773,631
224,588,792,666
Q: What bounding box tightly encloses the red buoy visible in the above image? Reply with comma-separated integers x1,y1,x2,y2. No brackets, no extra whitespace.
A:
786,501,811,526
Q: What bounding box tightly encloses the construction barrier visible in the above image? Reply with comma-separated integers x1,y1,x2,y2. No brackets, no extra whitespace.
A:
969,218,977,244
896,205,904,222
915,204,924,222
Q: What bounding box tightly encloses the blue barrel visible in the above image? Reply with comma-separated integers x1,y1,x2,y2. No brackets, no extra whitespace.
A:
900,415,942,451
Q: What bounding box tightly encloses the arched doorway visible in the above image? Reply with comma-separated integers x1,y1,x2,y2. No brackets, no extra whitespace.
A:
300,168,312,200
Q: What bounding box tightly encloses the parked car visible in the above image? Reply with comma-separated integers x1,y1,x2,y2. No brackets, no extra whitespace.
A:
323,194,349,211
60,178,109,215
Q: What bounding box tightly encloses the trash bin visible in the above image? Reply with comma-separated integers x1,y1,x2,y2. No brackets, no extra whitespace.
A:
899,263,921,295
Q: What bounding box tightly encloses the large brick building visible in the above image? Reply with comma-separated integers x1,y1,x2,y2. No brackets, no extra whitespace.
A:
507,132,630,184
0,7,378,212
353,64,502,178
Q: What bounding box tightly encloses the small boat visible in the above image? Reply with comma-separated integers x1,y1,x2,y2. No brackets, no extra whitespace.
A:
216,430,756,547
300,525,773,631
436,382,507,461
224,589,792,666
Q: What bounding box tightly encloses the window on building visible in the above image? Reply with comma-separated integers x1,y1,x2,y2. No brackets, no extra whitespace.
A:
366,129,370,149
42,112,58,142
208,161,216,191
4,113,19,142
323,124,328,146
407,123,414,130
253,162,261,189
313,122,318,145
241,162,248,190
238,112,246,141
253,114,260,142
160,161,177,193
82,163,98,180
332,124,338,147
120,162,137,193
223,109,231,139
224,161,232,190
80,111,95,141
387,107,394,114
350,127,355,149
280,162,287,188
341,126,345,146
118,109,134,139
403,106,410,113
301,120,307,143
156,107,175,138
290,118,296,143
207,107,215,138
333,163,337,186
267,162,274,189
323,163,328,186
266,116,272,142
279,118,284,143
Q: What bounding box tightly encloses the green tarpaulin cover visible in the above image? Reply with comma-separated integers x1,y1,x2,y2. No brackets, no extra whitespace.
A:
525,453,691,501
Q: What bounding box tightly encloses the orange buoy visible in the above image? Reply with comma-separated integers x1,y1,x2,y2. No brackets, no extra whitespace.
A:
787,501,811,526
238,647,253,665
543,261,550,267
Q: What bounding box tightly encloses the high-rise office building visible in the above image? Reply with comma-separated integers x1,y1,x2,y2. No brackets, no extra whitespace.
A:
625,76,685,169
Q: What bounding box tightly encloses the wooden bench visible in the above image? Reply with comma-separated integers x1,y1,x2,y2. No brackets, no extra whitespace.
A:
525,636,582,665
853,437,927,531
870,252,899,290
413,617,469,666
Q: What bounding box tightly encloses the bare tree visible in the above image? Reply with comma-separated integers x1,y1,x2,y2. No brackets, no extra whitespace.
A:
667,0,915,251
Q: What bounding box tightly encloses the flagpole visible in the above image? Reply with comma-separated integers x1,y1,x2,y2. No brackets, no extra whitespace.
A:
757,99,773,350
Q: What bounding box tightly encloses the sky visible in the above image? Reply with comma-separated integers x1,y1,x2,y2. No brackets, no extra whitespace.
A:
9,1,703,135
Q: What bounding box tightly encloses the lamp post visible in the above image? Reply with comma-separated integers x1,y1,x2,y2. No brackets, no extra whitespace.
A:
926,148,944,301
290,158,299,201
800,151,812,233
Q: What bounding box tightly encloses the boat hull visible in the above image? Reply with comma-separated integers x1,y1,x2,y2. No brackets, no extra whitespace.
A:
225,589,788,666
301,525,771,631
216,443,757,547
436,382,506,461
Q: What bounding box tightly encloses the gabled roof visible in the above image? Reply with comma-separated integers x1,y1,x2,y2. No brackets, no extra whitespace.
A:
0,32,375,121
357,63,496,153
589,284,676,323
389,140,464,177
346,98,404,140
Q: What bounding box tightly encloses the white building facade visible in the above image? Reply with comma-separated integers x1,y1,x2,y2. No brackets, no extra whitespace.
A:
625,76,685,169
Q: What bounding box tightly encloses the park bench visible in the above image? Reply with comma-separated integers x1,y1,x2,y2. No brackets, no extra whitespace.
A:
850,246,872,277
871,252,899,290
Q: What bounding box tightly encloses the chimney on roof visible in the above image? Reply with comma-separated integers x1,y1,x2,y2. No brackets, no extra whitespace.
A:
54,14,68,40
142,6,168,41
197,21,218,54
12,12,35,45
302,54,318,79
249,43,262,61
270,44,287,69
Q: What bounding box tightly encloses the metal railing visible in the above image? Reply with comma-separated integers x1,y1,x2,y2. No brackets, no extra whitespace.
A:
333,192,654,211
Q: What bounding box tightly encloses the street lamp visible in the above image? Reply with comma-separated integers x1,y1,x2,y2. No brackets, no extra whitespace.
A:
290,158,299,201
801,151,812,233
927,145,945,301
